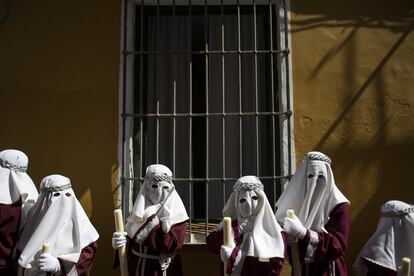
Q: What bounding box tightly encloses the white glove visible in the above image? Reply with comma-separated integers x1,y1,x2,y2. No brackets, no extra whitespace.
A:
112,232,127,249
220,240,236,262
159,206,171,233
238,216,255,234
38,253,61,273
283,215,307,239
144,204,162,220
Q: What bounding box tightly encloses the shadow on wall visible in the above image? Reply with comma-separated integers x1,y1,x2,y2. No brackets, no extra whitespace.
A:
324,141,414,271
290,0,414,273
291,0,414,34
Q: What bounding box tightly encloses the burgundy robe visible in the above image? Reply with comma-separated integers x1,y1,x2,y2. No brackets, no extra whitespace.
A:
62,242,97,276
206,220,285,276
295,203,350,276
128,216,186,276
0,199,22,275
19,242,97,276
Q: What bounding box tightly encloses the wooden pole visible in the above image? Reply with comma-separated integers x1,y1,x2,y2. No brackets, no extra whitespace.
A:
223,217,232,276
114,209,129,276
287,209,302,276
402,257,411,276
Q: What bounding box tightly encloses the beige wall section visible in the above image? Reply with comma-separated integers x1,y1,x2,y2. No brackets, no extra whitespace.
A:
291,0,414,273
0,0,121,275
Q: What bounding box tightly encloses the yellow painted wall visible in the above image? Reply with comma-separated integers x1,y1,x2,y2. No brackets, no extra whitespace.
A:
1,0,414,275
0,0,121,275
291,0,414,273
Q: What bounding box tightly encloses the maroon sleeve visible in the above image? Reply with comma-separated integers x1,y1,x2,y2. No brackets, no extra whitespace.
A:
206,220,241,254
299,203,350,262
269,257,285,275
59,242,97,276
75,242,97,276
142,222,186,254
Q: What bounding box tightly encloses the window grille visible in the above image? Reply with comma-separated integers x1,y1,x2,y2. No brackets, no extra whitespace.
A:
119,0,294,244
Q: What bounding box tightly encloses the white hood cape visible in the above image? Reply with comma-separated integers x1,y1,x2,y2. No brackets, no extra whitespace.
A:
353,200,414,276
18,175,99,270
0,149,38,205
275,151,349,232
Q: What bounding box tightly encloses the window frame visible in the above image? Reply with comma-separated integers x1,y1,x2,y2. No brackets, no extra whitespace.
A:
117,0,295,244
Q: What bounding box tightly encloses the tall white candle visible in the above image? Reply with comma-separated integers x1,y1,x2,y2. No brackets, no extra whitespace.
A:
114,209,128,276
287,209,302,276
223,217,232,276
42,243,50,254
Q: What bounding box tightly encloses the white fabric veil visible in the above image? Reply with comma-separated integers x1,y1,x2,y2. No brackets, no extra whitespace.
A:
0,149,38,204
18,175,99,269
353,200,414,275
275,151,349,232
223,176,284,259
125,164,189,238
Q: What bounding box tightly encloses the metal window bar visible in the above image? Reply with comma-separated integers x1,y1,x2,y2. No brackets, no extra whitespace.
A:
220,0,226,216
253,0,259,175
124,111,287,117
156,0,160,164
203,0,210,239
268,0,277,205
120,0,293,244
125,49,288,54
120,0,128,214
237,0,242,177
188,0,193,244
283,0,293,176
172,0,176,174
139,0,144,202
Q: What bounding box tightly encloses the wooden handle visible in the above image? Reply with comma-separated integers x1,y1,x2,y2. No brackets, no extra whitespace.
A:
223,217,232,276
42,243,50,254
114,209,128,276
403,257,411,276
286,209,302,276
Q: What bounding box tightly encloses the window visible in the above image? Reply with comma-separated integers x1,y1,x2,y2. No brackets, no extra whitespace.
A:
119,0,294,244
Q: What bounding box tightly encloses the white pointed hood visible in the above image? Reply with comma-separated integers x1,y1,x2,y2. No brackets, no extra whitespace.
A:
353,200,414,275
18,174,99,268
223,176,284,259
0,149,38,204
275,151,349,232
125,164,188,237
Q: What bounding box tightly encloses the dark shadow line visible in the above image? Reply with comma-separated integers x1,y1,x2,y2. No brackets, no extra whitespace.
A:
290,21,413,33
310,20,362,78
315,21,414,149
368,116,393,146
291,16,414,26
